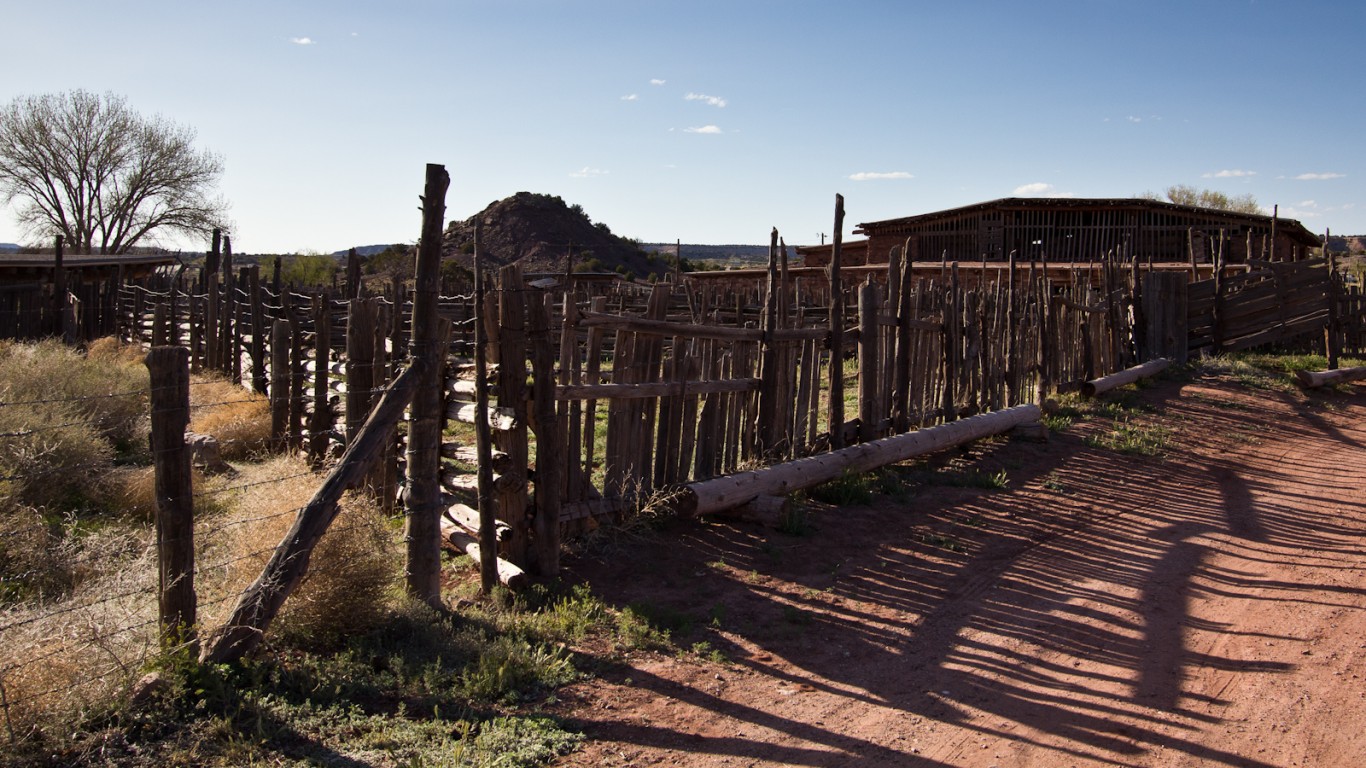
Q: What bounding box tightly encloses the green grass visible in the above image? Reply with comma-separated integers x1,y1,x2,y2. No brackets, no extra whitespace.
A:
1085,417,1172,456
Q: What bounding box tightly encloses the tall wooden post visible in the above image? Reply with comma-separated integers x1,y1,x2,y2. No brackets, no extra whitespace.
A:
827,194,846,448
52,235,69,341
756,228,781,457
309,294,332,463
472,225,498,593
146,346,196,652
405,163,450,606
1325,229,1340,369
270,319,290,450
529,293,562,577
857,279,881,442
249,266,267,394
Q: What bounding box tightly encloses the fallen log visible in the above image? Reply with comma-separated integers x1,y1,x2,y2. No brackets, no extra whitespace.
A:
1081,358,1170,398
1296,365,1366,389
439,518,526,590
675,404,1041,517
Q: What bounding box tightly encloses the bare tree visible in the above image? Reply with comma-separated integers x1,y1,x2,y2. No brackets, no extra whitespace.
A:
0,90,228,254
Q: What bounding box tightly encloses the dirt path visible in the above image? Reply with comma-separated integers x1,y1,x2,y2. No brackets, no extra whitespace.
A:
550,371,1366,767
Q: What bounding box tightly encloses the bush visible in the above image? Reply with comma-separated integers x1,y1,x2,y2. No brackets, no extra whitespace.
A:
188,374,271,460
197,455,398,644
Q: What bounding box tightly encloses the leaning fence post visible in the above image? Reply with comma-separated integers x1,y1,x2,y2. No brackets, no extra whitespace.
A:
405,162,450,606
145,346,197,653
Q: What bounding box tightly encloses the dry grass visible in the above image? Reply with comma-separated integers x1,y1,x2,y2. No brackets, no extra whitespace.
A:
187,375,272,461
197,454,399,644
0,524,157,746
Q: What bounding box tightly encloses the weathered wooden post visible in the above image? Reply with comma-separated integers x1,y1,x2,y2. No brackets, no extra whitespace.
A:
528,293,562,577
857,279,881,442
145,346,196,652
288,311,306,450
52,235,68,341
495,263,530,567
345,297,379,446
249,266,267,394
269,319,290,451
756,228,781,456
827,194,846,448
472,226,498,593
308,294,332,463
405,163,450,606
1325,230,1340,370
346,248,362,300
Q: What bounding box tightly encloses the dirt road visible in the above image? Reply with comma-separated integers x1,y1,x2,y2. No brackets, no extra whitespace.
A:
552,370,1366,767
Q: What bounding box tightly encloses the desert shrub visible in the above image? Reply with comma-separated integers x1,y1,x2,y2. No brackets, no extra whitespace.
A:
197,455,398,644
188,375,272,460
0,338,148,452
0,397,113,509
0,501,83,602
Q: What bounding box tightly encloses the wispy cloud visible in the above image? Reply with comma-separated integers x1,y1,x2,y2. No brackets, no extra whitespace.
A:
570,167,608,178
685,93,727,108
684,125,723,135
621,94,638,101
1014,182,1055,196
290,36,315,45
1296,172,1346,180
849,171,914,181
1204,169,1256,178
650,78,666,86
1126,116,1142,123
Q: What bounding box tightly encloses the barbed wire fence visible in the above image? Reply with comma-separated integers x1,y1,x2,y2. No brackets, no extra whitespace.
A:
0,335,422,747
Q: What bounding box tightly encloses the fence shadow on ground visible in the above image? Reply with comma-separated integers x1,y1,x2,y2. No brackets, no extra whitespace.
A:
558,378,1366,767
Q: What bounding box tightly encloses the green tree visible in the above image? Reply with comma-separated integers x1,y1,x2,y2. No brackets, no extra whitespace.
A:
0,90,228,253
1145,184,1262,215
279,253,338,287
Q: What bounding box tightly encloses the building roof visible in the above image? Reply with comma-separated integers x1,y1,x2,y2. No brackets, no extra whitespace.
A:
855,197,1322,248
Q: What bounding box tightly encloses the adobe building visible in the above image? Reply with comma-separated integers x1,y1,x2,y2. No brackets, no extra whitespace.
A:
800,197,1321,268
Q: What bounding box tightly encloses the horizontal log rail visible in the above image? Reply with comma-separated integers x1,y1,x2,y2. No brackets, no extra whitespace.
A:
674,404,1042,517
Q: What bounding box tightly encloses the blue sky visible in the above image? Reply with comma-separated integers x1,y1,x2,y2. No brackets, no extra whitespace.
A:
1,0,1362,253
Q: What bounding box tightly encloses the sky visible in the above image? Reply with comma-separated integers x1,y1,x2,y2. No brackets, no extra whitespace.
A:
1,0,1363,254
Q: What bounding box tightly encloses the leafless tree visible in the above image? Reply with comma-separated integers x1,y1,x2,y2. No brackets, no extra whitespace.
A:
0,90,228,254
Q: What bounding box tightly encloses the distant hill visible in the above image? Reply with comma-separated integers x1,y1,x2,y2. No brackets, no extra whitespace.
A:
0,243,20,253
441,192,671,279
641,243,778,269
332,244,396,258
1327,235,1366,255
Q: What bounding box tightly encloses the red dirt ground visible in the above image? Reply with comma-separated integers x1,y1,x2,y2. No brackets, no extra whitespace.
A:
548,370,1366,767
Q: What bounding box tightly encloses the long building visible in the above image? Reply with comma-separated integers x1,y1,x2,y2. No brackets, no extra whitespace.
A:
800,197,1321,267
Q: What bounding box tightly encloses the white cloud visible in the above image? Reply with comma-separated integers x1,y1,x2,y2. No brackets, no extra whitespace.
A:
290,37,315,45
1297,200,1318,208
570,167,608,178
685,93,727,108
1014,182,1055,196
1296,172,1346,180
650,78,666,86
621,94,638,101
849,171,914,181
684,125,723,134
1204,169,1256,178
1126,116,1142,123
